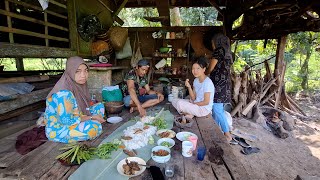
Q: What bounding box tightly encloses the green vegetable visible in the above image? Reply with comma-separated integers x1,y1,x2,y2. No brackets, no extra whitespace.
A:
160,141,172,148
95,139,121,159
145,117,167,129
56,143,95,165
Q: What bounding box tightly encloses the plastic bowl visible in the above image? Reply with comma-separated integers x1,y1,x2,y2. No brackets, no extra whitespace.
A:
157,138,175,148
159,47,170,53
151,146,171,163
174,116,194,128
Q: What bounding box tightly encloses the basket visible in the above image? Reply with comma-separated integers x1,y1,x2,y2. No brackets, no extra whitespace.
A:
174,115,194,128
104,101,124,114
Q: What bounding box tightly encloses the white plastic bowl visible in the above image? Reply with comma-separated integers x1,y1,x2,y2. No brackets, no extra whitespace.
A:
157,138,175,148
151,146,171,164
107,116,123,124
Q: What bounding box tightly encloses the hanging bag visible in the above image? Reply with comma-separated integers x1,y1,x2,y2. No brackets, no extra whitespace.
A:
108,27,128,51
131,32,142,67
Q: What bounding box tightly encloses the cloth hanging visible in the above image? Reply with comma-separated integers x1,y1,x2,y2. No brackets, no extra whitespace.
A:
131,32,142,68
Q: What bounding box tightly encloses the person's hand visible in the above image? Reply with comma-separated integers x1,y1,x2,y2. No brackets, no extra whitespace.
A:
156,92,164,101
137,106,146,117
92,115,106,124
185,79,191,88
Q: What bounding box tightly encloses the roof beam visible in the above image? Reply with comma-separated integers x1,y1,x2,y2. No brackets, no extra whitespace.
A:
155,0,171,26
113,0,129,17
207,0,223,16
96,0,124,25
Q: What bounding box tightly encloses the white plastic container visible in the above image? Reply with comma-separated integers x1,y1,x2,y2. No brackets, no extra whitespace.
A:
182,141,193,157
168,94,174,102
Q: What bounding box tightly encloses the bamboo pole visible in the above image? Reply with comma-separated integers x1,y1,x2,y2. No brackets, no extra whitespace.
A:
0,26,69,42
0,75,49,84
0,10,69,31
44,12,49,47
49,0,67,9
6,0,68,19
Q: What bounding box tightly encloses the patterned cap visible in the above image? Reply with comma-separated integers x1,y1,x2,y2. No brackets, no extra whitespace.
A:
137,59,150,67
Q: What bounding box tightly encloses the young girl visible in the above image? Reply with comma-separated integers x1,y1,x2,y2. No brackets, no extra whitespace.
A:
172,56,215,118
207,33,234,143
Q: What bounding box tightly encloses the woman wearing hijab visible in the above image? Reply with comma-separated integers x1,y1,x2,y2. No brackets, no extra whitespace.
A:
44,56,105,143
206,33,234,143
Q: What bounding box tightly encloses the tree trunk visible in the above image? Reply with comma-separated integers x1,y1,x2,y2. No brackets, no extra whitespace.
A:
300,50,311,90
171,7,182,26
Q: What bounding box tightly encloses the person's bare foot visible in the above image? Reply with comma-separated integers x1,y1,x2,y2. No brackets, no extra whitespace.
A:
184,114,194,119
130,107,136,113
225,132,233,142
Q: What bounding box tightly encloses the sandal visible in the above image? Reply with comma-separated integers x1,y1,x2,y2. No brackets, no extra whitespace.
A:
229,137,239,145
241,147,260,155
234,136,251,148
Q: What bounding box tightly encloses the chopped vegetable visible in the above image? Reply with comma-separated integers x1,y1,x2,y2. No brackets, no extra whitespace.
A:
160,141,172,148
148,136,155,144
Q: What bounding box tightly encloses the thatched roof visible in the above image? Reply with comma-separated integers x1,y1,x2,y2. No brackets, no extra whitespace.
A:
123,0,320,40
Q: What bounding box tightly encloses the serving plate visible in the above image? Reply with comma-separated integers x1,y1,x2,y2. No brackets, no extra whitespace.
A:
117,157,146,177
176,131,198,141
156,129,176,138
107,116,123,124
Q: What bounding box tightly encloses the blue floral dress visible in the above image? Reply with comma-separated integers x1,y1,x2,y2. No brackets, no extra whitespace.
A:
44,90,105,143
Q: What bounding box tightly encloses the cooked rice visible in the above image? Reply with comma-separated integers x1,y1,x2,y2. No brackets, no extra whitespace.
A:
122,121,157,150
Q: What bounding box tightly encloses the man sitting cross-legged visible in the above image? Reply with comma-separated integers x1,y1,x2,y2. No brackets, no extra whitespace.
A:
122,59,164,116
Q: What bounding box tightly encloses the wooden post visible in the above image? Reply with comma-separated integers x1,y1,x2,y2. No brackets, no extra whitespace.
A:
274,35,287,85
5,0,14,43
15,57,24,71
274,35,287,109
155,0,171,26
274,64,286,108
67,0,78,51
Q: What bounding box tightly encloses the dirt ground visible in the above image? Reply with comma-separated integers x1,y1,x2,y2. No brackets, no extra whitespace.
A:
230,94,320,180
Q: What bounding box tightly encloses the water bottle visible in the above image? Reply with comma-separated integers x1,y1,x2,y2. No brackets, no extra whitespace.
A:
90,94,97,106
178,89,184,99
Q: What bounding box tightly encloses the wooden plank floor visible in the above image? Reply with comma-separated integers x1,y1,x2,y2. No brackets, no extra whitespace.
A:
0,103,250,179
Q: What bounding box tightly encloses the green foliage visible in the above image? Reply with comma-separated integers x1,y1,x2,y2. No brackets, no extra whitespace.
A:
118,8,161,27
178,7,220,26
118,7,220,27
233,32,320,92
145,116,167,129
0,58,66,71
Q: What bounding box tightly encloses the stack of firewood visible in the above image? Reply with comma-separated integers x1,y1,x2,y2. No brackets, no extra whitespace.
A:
230,60,308,120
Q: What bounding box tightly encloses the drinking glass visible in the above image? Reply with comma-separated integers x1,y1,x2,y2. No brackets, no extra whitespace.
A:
165,163,174,177
197,146,206,161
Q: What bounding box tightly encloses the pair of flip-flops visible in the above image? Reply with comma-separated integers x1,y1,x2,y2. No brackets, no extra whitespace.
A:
230,136,261,155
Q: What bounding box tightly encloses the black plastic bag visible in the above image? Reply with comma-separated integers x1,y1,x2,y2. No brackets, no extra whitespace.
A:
77,15,101,42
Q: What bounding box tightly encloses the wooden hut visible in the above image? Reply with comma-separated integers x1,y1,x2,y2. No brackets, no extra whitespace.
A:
0,0,319,179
